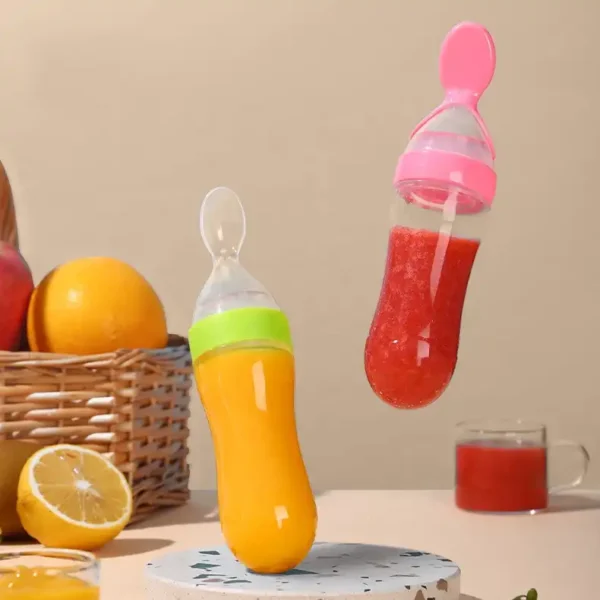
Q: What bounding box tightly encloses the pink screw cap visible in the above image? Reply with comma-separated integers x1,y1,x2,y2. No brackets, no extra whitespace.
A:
394,22,497,212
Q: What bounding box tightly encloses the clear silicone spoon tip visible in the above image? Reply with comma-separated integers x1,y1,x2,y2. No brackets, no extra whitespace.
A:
193,186,279,323
200,187,247,260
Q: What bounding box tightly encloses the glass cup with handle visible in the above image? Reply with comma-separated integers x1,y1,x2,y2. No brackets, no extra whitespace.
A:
0,549,99,599
455,419,590,513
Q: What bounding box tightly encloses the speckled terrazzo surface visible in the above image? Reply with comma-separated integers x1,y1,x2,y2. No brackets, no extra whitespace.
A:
144,542,460,600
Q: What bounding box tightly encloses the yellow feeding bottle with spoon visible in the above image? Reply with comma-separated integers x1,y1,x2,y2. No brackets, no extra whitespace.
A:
189,187,317,574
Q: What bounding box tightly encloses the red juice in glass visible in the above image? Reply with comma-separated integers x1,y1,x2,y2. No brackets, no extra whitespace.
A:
455,440,548,513
454,419,590,513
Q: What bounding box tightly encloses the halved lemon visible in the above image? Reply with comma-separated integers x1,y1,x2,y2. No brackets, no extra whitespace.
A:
17,445,133,550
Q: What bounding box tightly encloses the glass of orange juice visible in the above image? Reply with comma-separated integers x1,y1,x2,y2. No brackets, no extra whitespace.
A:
0,549,99,599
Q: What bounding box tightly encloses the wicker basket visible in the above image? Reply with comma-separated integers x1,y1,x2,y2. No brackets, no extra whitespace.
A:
0,166,192,524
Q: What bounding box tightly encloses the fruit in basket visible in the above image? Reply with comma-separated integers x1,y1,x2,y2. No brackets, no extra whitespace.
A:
0,440,39,536
27,256,168,354
0,241,34,351
17,444,133,550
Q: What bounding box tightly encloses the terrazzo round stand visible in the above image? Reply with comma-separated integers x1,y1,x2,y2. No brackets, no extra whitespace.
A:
144,543,460,600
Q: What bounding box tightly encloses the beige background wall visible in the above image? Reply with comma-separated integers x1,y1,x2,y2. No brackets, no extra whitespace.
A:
1,0,599,489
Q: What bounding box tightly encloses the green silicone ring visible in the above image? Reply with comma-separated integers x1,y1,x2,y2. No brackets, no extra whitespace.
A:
188,307,293,361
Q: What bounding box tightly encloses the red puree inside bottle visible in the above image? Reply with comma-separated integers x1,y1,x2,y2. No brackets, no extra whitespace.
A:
364,225,480,409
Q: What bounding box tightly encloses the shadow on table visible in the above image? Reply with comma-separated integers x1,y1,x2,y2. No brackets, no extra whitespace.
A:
130,490,329,529
547,493,600,513
129,491,219,529
98,537,173,558
460,595,483,600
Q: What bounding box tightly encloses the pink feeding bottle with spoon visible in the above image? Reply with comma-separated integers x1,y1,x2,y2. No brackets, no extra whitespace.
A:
365,22,497,409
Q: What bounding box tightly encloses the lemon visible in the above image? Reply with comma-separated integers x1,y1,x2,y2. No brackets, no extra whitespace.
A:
17,445,133,550
0,440,39,536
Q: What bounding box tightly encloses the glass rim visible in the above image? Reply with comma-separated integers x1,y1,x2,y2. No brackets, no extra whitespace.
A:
456,418,545,435
0,548,97,575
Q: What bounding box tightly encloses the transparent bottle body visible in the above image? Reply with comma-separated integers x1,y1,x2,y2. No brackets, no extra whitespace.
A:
193,339,317,573
365,184,489,409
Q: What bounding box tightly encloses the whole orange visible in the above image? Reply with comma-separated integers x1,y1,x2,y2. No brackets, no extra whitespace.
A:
27,257,168,354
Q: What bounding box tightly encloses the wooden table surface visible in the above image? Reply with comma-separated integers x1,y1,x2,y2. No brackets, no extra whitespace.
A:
8,490,600,599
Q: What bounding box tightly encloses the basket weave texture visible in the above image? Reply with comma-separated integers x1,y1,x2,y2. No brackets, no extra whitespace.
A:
0,167,192,524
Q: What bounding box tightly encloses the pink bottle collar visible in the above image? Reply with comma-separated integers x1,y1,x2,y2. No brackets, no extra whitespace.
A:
395,22,497,210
